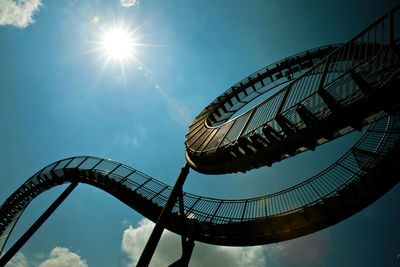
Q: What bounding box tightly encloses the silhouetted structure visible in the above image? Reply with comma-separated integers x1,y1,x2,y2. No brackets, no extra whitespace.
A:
1,4,400,267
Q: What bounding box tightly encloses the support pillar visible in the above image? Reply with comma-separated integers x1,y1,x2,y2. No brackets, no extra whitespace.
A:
169,238,195,267
0,182,78,266
167,186,195,267
137,163,190,267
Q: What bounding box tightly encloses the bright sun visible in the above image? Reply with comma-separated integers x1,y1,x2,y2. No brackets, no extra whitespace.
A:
91,19,152,81
101,28,134,60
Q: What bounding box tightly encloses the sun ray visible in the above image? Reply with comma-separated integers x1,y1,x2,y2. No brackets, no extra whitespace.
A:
77,15,172,88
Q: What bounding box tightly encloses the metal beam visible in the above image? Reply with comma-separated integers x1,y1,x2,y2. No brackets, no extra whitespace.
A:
167,190,196,267
137,163,190,267
169,238,195,267
0,182,77,266
350,71,373,95
0,207,26,257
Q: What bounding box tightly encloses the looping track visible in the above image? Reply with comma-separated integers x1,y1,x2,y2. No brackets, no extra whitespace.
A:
1,4,400,250
185,7,400,174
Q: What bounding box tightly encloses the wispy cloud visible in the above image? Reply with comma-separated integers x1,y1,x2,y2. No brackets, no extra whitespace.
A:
116,125,147,148
122,218,132,225
121,218,268,267
38,247,88,267
122,135,139,147
120,0,139,7
0,0,42,28
6,252,28,267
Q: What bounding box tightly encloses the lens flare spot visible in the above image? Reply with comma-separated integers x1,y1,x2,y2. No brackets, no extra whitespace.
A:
278,230,330,265
167,99,193,126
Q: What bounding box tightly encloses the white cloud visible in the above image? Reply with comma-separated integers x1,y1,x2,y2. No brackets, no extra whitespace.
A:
38,247,88,267
120,0,138,7
0,0,42,28
5,252,28,267
121,218,269,267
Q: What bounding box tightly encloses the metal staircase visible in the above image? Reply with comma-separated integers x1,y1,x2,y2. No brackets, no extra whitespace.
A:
185,6,400,174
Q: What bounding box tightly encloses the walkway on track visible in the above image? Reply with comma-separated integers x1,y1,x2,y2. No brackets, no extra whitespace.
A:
185,6,400,174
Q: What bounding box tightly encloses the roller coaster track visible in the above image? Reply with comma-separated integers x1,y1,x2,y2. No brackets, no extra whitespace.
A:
1,4,400,266
185,6,400,174
1,111,400,249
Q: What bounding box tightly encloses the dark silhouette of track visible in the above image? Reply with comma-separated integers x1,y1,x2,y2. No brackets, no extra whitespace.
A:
185,7,400,174
1,112,399,246
1,4,400,262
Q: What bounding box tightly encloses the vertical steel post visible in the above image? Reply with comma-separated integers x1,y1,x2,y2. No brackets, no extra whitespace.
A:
317,56,331,91
388,9,393,46
0,182,78,266
137,163,190,267
275,82,294,117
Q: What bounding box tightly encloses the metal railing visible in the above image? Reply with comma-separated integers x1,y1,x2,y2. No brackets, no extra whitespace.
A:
1,6,399,250
1,112,399,233
185,112,399,223
186,4,400,155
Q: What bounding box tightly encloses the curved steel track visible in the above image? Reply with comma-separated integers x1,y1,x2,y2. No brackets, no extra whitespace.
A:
1,4,400,253
0,112,400,247
185,7,400,174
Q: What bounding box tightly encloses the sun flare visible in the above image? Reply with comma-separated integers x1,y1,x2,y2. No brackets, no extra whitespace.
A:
90,18,158,82
101,27,134,60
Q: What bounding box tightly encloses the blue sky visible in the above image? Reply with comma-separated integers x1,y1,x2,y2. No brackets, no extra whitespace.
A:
0,0,399,266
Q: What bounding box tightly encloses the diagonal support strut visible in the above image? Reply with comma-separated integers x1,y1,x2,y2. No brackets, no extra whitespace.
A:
137,163,190,267
0,182,78,266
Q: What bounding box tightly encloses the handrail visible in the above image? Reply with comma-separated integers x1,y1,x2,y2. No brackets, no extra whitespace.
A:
1,112,398,229
1,5,399,249
185,4,400,176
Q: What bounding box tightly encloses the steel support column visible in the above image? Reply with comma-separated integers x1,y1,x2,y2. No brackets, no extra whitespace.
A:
167,188,195,267
169,238,195,267
0,182,78,266
137,163,190,267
